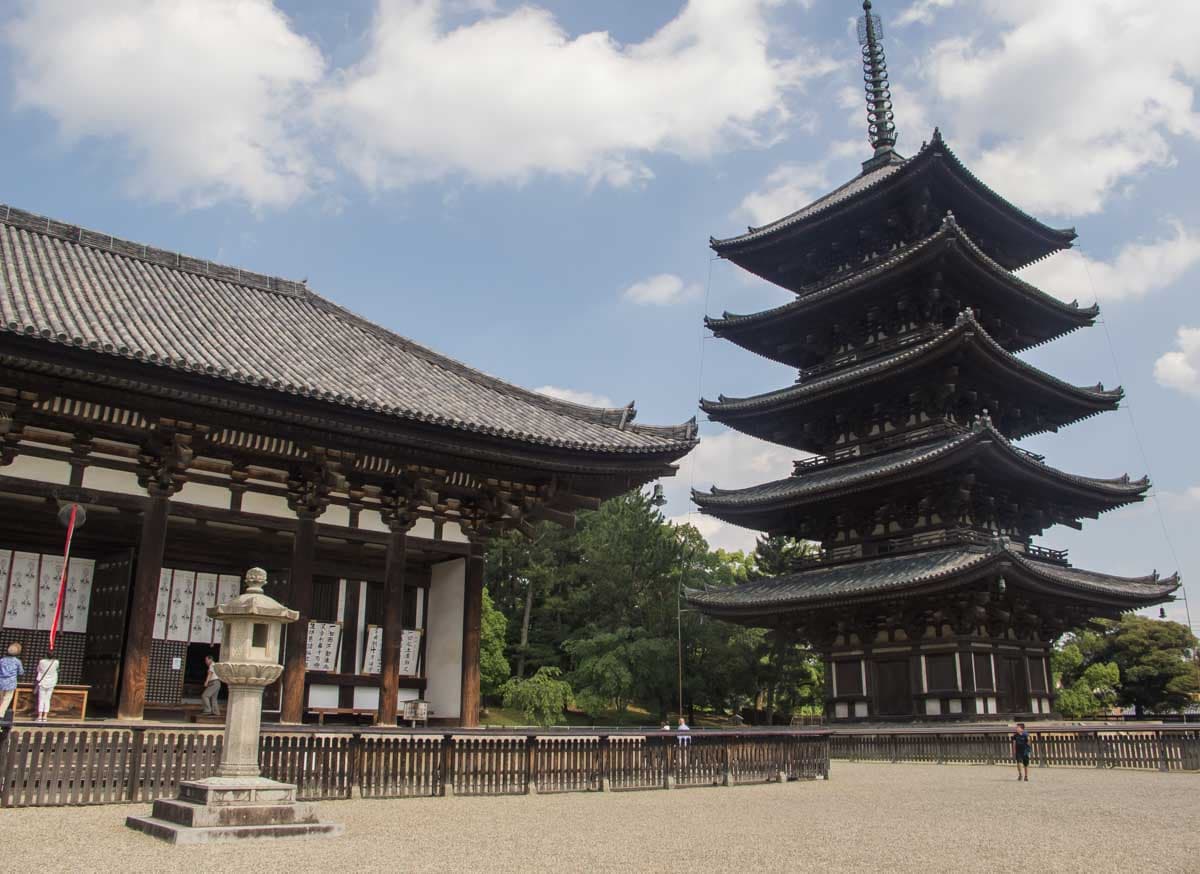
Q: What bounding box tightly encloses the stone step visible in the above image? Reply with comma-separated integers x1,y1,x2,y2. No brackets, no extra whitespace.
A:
151,797,320,828
126,815,344,845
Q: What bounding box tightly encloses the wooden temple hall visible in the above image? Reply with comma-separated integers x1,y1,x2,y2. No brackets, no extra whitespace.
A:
0,205,697,726
687,1,1180,721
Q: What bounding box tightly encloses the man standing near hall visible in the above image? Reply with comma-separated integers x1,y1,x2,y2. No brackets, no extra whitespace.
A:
201,654,221,716
1012,722,1032,781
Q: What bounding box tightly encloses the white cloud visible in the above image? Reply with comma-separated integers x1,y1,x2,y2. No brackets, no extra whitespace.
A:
319,0,836,190
621,274,701,307
1017,222,1200,303
1154,328,1200,398
662,428,800,554
736,138,862,227
5,0,325,209
896,0,956,27
920,0,1200,216
532,385,616,408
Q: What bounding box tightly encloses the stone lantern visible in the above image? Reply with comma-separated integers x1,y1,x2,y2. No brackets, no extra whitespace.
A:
126,568,342,843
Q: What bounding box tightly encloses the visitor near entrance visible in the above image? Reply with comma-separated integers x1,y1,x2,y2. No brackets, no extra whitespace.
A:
0,642,24,725
1012,723,1032,781
677,716,690,746
201,655,221,716
35,657,59,722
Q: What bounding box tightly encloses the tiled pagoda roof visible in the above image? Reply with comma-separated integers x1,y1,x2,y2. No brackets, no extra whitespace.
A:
692,420,1147,516
700,312,1122,442
0,205,697,456
684,543,1179,614
711,130,1076,269
706,214,1098,357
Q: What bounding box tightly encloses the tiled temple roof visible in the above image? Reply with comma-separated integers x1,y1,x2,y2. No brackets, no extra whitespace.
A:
701,312,1122,424
685,543,1178,613
692,420,1147,512
0,205,697,456
710,130,1076,262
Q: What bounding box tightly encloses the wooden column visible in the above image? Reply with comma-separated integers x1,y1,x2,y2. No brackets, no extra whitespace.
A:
279,509,319,724
459,543,485,727
378,523,408,725
116,485,171,720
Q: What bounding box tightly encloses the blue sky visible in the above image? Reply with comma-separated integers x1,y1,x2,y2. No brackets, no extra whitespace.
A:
1,0,1197,631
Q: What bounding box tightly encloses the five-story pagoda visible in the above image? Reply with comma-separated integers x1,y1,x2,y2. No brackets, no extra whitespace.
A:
686,1,1179,722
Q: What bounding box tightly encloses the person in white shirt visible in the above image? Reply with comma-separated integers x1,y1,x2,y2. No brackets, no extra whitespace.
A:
35,657,58,722
676,716,691,746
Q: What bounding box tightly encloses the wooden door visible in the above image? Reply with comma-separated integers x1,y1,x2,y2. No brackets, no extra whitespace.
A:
81,550,135,709
874,659,913,716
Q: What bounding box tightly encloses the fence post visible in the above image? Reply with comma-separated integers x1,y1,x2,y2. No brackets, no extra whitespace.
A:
936,734,946,765
890,734,899,763
525,735,538,795
126,727,145,802
1038,732,1047,769
1095,732,1107,769
598,734,611,792
441,734,455,797
348,732,362,799
1156,731,1170,773
723,735,734,787
664,736,676,789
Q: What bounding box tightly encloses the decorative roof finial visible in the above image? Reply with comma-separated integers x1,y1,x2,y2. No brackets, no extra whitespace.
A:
858,0,897,158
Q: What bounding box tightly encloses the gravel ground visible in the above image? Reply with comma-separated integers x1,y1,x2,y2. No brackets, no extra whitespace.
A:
5,764,1198,874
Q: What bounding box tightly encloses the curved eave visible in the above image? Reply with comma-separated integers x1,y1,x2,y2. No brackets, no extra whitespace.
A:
707,216,1097,360
711,130,1075,269
692,423,1147,518
686,547,1176,617
701,318,1122,431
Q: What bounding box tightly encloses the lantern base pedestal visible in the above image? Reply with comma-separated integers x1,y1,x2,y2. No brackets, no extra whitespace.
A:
126,777,343,844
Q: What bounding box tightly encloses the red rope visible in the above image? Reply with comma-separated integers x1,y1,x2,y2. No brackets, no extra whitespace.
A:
48,504,77,651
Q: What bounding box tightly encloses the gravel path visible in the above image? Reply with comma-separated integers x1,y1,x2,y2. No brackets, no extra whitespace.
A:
5,764,1198,874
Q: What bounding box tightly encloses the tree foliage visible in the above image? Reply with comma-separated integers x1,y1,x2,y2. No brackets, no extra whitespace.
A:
1055,617,1200,716
479,587,509,698
499,666,573,726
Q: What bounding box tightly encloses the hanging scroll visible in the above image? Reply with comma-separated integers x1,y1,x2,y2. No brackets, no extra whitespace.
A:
0,550,11,621
60,558,95,635
361,626,421,676
36,555,65,630
4,552,39,629
190,572,219,644
166,570,196,642
152,569,172,639
212,574,241,645
305,621,341,672
362,625,382,675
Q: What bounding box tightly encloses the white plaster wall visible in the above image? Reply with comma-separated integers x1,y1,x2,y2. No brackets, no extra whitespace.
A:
172,481,230,509
307,684,339,708
357,508,389,533
441,521,469,543
323,504,351,528
241,491,293,518
425,558,465,720
82,466,143,495
6,454,70,485
409,517,436,539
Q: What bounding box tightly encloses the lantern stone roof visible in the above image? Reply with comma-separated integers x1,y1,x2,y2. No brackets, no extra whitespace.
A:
0,205,697,457
685,542,1179,616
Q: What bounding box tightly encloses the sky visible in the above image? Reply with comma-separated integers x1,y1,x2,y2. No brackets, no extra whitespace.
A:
1,0,1197,631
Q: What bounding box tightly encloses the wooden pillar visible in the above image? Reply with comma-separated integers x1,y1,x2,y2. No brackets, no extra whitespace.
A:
279,510,319,724
116,486,171,720
459,544,485,727
378,524,408,725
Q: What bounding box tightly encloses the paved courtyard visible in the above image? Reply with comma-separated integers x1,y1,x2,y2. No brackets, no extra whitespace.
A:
5,763,1198,873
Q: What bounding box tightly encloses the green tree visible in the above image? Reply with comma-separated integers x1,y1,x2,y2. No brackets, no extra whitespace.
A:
479,587,510,699
1100,616,1200,715
500,666,574,726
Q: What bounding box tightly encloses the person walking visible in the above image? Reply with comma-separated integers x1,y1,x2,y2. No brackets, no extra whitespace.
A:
0,642,25,727
201,655,221,716
1012,722,1032,781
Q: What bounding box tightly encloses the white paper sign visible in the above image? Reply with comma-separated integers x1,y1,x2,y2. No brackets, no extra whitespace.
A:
35,554,64,630
0,549,12,624
362,626,422,676
4,552,39,629
362,625,382,675
190,572,219,644
212,575,241,645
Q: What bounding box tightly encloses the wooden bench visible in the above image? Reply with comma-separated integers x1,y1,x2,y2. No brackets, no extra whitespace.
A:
309,707,377,726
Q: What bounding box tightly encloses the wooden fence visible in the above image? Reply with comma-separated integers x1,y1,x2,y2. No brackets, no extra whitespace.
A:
831,726,1200,771
0,726,830,808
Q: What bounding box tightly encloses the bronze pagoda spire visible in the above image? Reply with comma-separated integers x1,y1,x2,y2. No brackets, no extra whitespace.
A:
859,0,897,165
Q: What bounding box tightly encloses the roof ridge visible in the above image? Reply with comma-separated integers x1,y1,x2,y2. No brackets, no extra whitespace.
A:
0,204,311,299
